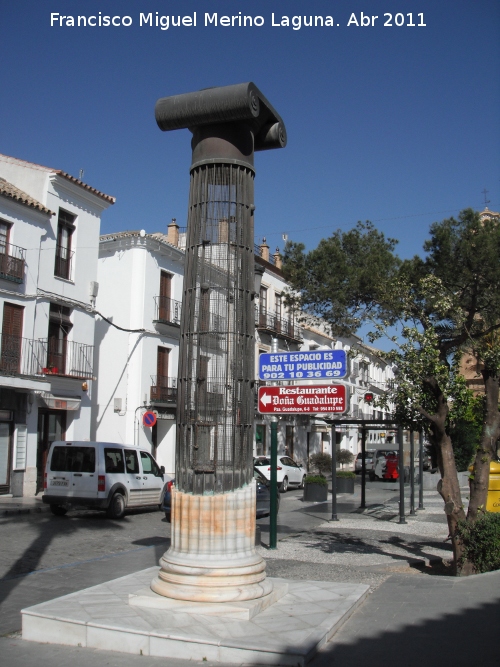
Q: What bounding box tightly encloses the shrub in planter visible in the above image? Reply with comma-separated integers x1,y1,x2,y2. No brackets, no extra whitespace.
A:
303,475,328,502
309,453,332,476
336,471,356,479
337,449,355,469
335,470,355,493
456,512,500,573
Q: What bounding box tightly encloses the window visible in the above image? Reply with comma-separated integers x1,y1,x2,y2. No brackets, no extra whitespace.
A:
50,446,96,473
0,221,10,254
104,448,125,474
1,302,24,373
140,450,160,476
55,209,75,279
199,287,210,332
125,449,139,474
158,271,173,322
259,287,268,327
47,304,72,374
274,293,282,332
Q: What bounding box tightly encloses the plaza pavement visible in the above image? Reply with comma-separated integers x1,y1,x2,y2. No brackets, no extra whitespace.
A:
1,480,499,666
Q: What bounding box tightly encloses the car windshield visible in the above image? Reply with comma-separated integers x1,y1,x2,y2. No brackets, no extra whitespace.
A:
254,457,271,466
253,469,268,484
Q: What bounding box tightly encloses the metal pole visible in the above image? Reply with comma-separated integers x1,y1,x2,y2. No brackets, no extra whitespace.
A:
331,424,339,521
398,425,406,524
269,337,279,549
409,429,415,515
360,425,366,509
418,430,425,510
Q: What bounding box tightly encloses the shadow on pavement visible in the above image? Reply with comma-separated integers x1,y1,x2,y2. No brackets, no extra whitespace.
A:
0,512,127,605
307,591,500,667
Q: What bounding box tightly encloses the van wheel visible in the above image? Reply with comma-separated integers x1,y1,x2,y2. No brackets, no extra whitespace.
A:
50,504,67,516
106,493,126,519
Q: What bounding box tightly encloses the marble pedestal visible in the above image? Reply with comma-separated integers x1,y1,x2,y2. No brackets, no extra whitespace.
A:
22,568,369,666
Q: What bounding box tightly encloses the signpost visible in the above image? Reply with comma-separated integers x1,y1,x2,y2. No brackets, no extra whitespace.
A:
258,384,347,414
142,411,157,428
259,350,347,381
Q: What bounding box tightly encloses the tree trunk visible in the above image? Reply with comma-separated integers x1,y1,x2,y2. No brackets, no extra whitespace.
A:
423,377,467,575
467,371,500,521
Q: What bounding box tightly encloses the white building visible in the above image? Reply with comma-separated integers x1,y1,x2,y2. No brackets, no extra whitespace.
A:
253,241,395,467
0,153,114,497
93,225,394,477
93,223,184,477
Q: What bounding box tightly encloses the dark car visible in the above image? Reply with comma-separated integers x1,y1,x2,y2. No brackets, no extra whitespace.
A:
255,468,280,518
162,470,279,520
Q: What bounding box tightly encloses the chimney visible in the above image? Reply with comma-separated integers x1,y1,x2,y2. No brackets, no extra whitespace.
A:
260,238,269,262
167,218,179,247
273,247,282,269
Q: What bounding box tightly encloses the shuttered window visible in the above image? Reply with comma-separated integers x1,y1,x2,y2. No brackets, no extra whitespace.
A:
0,303,24,373
158,271,172,321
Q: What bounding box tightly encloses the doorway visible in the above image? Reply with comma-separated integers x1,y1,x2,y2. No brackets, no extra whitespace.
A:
0,412,13,494
37,409,66,493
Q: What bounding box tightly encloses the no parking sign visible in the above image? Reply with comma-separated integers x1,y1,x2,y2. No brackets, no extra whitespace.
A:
142,411,157,428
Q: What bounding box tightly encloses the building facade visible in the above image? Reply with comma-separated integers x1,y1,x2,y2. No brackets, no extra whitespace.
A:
93,223,184,477
93,225,394,476
0,153,114,496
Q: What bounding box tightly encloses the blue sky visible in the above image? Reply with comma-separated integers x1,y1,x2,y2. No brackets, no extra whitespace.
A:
1,0,499,260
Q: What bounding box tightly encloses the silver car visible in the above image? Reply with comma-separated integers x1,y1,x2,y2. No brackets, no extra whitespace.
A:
253,456,307,492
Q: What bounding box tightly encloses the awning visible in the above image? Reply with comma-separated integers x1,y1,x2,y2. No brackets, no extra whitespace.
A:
39,392,81,411
310,418,329,433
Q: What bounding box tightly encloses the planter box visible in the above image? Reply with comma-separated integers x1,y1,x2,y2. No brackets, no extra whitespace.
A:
335,477,355,494
303,482,328,502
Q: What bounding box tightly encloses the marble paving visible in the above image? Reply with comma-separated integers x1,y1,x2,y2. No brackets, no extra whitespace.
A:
21,568,369,666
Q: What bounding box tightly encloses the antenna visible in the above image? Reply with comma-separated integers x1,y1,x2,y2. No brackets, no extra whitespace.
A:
482,188,490,206
79,169,85,181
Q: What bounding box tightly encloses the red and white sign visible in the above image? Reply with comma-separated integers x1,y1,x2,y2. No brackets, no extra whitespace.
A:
258,385,347,414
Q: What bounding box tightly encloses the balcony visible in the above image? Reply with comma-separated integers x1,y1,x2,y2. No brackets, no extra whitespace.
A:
54,245,74,280
255,308,302,342
150,375,178,403
0,244,25,283
153,296,182,326
0,334,46,377
42,338,94,379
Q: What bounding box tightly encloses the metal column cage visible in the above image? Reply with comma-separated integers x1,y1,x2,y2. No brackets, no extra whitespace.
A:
176,162,255,494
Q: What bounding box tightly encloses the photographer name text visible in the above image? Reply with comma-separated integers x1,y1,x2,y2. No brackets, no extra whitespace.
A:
49,12,427,31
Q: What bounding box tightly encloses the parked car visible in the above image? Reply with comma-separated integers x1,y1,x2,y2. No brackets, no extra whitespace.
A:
355,449,376,473
43,441,170,519
253,456,306,492
162,470,278,520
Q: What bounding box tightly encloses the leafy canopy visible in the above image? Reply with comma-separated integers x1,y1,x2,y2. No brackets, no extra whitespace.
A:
282,221,399,336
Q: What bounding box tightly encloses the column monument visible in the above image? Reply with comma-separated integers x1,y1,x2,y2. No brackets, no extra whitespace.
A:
151,83,286,603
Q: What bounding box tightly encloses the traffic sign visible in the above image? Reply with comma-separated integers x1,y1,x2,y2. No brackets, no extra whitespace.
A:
259,350,347,381
258,384,347,414
142,410,157,427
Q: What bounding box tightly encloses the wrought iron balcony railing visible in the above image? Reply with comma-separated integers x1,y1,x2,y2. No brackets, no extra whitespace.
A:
42,338,94,379
0,244,25,283
154,296,182,325
0,334,46,377
54,245,74,280
150,375,178,403
255,307,302,341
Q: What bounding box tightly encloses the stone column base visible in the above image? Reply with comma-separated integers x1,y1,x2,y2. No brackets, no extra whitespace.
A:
151,483,271,603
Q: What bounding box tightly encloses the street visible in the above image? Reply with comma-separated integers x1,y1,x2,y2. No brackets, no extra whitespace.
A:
1,478,499,667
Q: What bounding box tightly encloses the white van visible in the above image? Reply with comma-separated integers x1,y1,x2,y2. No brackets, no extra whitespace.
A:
42,441,170,519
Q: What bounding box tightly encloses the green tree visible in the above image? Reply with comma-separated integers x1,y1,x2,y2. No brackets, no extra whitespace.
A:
283,209,500,575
